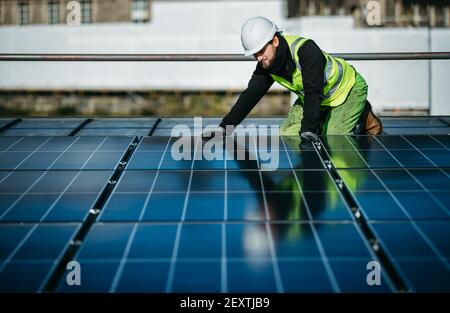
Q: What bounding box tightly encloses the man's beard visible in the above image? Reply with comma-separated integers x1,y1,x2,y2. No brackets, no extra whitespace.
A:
261,59,273,69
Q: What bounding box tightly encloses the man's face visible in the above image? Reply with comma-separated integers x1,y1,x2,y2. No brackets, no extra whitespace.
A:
253,35,279,70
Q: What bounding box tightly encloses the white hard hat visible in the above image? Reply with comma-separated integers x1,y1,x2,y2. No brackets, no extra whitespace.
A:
241,16,280,56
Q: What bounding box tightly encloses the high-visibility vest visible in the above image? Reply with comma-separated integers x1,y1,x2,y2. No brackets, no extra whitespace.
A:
270,35,356,107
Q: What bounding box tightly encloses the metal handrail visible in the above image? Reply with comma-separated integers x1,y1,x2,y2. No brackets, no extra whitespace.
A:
0,52,450,61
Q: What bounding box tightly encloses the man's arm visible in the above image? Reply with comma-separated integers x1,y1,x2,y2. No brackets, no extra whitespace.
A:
220,69,274,129
298,40,326,135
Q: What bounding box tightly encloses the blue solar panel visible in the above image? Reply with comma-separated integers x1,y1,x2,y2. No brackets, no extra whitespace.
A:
0,119,449,293
0,136,133,170
11,118,86,129
1,129,73,136
172,261,221,293
0,119,15,129
328,260,392,292
370,222,450,292
353,192,408,220
380,117,448,128
3,137,52,151
408,169,450,190
421,150,450,167
228,260,277,293
403,135,447,149
1,119,86,137
432,135,450,149
389,150,435,167
0,170,112,223
85,118,157,129
0,137,23,150
0,223,80,292
278,260,333,292
76,128,149,136
383,127,450,135
324,135,450,169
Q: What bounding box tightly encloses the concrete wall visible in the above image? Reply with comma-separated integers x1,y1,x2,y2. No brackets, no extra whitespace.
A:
0,0,449,114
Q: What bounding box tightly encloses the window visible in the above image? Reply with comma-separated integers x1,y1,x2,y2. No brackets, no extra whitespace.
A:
18,1,29,25
81,0,91,24
48,0,59,24
131,0,149,23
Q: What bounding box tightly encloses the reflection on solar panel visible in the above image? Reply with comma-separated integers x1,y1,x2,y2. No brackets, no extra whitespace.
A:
0,117,449,293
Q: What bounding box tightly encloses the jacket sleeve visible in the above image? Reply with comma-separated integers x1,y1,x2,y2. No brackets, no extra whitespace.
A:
220,67,274,129
297,40,326,134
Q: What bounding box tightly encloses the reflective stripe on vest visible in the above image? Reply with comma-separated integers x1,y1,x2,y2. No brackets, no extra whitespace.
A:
271,35,356,107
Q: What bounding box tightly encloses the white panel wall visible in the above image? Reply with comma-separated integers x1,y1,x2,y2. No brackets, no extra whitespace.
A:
431,29,450,115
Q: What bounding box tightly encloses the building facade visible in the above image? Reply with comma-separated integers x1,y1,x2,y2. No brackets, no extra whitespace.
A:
287,0,450,27
0,0,151,25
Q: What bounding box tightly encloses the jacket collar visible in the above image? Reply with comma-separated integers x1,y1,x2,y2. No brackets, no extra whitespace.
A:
267,34,296,81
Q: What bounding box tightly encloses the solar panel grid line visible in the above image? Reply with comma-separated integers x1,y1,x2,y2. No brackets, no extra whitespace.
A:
76,137,112,170
252,136,284,293
401,135,450,178
1,137,134,171
0,137,25,156
37,173,86,223
0,171,15,188
41,136,140,292
101,137,172,291
317,136,407,291
280,137,341,293
109,223,139,292
0,224,39,275
0,138,76,221
12,139,83,222
345,137,450,275
402,135,444,151
367,223,448,292
221,222,227,293
42,255,391,263
315,144,398,290
165,136,200,293
222,163,228,292
137,137,172,221
373,137,450,217
0,191,100,195
4,149,137,153
429,135,450,151
35,138,91,222
37,224,84,292
10,137,53,171
371,142,449,209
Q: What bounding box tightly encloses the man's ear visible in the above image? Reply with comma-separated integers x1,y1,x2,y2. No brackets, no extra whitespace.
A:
272,35,279,48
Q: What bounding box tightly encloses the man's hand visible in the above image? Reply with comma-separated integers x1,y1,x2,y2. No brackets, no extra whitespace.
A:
300,131,319,143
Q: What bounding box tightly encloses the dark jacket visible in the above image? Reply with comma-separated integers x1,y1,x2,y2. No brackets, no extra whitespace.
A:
220,34,326,134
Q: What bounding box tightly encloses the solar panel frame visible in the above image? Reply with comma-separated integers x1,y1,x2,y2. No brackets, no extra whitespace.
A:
0,118,449,293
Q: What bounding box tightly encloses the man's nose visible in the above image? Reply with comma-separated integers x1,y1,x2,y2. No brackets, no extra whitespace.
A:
256,54,263,62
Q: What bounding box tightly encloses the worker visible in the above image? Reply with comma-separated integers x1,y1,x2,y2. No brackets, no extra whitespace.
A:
218,16,383,142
